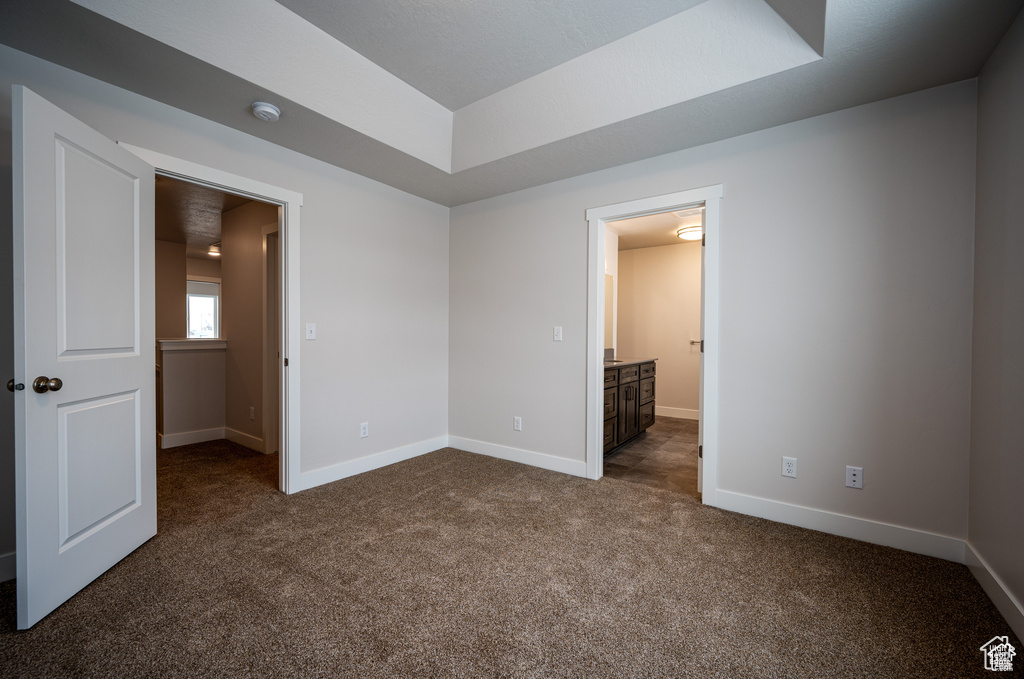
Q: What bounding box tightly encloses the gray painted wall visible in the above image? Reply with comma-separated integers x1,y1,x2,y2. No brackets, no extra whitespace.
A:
450,80,977,539
0,43,450,571
970,8,1024,634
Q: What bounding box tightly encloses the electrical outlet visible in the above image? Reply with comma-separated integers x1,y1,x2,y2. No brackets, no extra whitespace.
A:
553,326,563,342
360,422,369,438
513,416,522,431
782,456,797,478
846,466,863,489
249,406,255,420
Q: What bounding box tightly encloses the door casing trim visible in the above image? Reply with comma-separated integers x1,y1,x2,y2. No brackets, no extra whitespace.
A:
585,184,722,506
119,144,303,494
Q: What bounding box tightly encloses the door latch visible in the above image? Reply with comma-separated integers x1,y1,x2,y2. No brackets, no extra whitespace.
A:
32,376,63,393
7,379,25,392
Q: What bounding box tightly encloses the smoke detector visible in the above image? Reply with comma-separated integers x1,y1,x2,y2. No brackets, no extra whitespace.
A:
251,102,281,122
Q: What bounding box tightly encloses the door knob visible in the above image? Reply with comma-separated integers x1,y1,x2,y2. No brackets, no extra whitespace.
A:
32,376,63,393
7,379,25,392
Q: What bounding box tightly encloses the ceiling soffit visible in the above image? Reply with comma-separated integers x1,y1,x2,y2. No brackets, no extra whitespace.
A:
1,0,1020,207
66,0,823,174
71,0,454,172
452,0,821,172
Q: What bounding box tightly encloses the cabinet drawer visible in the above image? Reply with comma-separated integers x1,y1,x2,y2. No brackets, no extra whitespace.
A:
639,402,655,431
604,368,619,388
603,418,617,453
639,377,655,404
619,365,639,382
604,387,618,419
640,362,656,379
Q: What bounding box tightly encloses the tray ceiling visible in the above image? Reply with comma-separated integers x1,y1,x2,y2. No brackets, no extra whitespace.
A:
1,0,1020,206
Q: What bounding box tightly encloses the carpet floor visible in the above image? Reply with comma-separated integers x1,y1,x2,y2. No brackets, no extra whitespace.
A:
0,441,1019,678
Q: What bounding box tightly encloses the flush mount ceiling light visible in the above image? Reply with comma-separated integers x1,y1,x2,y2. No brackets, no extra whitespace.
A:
208,244,221,257
677,226,702,241
251,102,281,122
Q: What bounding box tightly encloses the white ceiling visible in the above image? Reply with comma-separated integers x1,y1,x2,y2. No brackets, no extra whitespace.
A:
275,0,710,110
1,0,1021,207
154,175,251,252
610,209,705,251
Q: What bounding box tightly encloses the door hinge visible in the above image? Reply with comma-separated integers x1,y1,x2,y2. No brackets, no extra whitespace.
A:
700,340,704,353
284,358,289,367
698,445,703,459
702,233,705,246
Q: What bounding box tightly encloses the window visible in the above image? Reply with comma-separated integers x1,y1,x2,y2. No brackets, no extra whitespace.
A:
186,280,220,338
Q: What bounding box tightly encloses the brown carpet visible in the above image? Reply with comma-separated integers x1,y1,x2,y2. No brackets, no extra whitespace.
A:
0,441,1019,678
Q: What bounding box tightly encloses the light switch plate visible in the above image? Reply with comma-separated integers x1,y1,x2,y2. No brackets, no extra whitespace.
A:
305,323,316,340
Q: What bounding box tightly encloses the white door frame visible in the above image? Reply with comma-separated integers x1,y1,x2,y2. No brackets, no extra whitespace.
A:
119,144,303,494
585,185,723,507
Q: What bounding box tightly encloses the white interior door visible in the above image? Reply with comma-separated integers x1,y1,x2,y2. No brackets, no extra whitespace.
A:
13,86,156,629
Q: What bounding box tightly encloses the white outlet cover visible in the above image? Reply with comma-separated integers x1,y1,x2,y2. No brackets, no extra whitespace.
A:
782,456,797,478
846,466,863,489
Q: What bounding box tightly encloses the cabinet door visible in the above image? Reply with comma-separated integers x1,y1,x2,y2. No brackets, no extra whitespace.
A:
639,377,655,404
603,418,618,453
618,383,639,442
640,401,656,431
604,387,618,419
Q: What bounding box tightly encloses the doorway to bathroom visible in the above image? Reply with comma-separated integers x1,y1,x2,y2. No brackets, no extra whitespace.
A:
585,185,723,506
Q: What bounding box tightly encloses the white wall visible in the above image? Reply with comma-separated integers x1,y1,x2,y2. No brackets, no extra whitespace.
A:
158,343,227,446
450,80,977,540
618,242,702,417
604,229,618,352
186,255,221,279
155,240,186,338
221,201,277,449
0,43,450,550
969,9,1024,637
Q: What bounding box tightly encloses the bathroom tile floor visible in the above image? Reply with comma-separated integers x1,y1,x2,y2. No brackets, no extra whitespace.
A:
602,417,700,499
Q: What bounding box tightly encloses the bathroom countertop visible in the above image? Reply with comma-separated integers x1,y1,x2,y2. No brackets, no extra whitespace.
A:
603,357,657,368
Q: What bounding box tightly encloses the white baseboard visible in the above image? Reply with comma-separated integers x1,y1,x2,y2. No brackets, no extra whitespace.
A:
966,542,1024,641
296,436,449,492
0,550,14,583
655,406,699,420
448,436,588,478
225,427,264,453
159,427,225,449
714,490,966,563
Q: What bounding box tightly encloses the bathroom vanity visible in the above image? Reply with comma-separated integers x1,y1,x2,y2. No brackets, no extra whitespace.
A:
603,358,656,455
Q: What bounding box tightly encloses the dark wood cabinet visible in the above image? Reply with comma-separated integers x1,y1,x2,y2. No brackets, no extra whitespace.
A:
603,360,656,455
